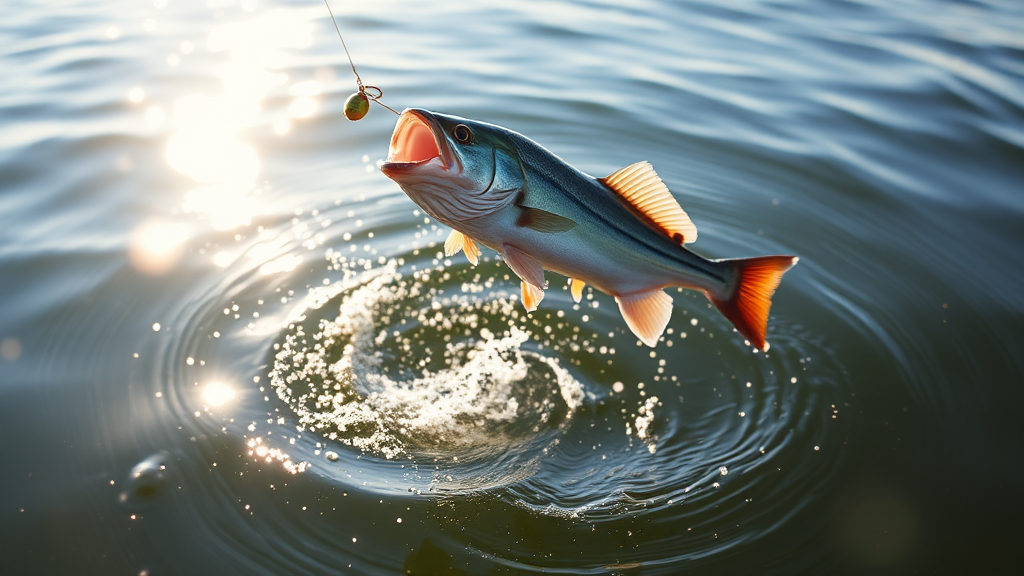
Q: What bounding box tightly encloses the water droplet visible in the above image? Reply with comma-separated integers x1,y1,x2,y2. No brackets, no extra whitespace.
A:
123,454,170,505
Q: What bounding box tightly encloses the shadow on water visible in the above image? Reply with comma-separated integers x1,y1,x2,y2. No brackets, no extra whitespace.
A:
404,538,464,576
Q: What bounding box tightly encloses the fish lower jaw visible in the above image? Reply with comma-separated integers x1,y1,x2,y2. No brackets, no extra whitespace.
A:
381,157,448,178
381,159,428,172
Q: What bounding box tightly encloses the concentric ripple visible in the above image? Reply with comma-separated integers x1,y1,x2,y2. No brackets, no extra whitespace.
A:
254,231,851,562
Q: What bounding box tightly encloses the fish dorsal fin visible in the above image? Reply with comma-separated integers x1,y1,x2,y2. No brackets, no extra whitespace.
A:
444,230,480,266
615,289,673,347
600,161,698,244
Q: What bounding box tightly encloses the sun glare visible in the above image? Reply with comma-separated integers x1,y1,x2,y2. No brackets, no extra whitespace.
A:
166,9,315,231
203,382,237,407
128,220,189,275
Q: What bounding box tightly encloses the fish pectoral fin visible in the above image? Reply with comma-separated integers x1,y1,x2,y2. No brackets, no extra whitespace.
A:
502,243,546,289
569,278,586,303
600,161,698,244
521,281,545,312
516,207,577,233
444,230,481,266
615,289,673,347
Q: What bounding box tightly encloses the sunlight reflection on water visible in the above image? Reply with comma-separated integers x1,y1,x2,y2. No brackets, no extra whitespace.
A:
167,8,316,231
203,381,236,407
128,219,188,275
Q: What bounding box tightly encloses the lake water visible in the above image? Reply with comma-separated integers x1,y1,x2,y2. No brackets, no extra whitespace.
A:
2,0,1023,573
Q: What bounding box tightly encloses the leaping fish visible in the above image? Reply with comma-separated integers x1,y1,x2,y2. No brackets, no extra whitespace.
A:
381,109,797,350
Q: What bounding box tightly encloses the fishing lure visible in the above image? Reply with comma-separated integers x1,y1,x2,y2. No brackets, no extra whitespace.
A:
323,0,397,120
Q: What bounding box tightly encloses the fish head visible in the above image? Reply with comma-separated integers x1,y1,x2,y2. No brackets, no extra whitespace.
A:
381,109,523,226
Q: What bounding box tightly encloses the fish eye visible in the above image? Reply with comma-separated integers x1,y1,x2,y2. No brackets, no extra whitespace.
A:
452,124,472,144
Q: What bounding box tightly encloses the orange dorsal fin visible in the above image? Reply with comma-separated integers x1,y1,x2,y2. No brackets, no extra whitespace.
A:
569,278,585,303
444,230,480,266
615,289,673,347
521,281,544,312
708,255,798,351
600,161,698,244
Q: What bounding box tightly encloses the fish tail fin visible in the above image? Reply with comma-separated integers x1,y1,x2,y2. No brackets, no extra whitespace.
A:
707,255,798,351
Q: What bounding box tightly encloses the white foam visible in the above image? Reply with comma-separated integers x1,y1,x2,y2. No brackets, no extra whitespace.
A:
635,396,660,454
270,269,585,459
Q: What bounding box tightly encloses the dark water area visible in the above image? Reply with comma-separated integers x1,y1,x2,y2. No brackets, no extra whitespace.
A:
2,0,1023,574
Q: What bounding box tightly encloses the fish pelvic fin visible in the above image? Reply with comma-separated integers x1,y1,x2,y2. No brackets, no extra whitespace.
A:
708,255,798,351
521,281,545,312
569,278,585,303
615,289,673,348
502,243,546,289
600,161,698,244
444,230,481,266
463,237,481,266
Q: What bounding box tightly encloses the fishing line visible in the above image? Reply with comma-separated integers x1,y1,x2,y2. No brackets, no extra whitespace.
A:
322,0,400,119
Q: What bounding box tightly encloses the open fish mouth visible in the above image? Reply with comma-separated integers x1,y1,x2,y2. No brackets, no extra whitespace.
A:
382,109,455,175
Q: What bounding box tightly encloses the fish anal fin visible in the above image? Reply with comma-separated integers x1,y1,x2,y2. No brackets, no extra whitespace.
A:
516,207,577,233
600,161,698,244
444,229,481,266
569,278,585,303
615,289,673,347
708,255,798,351
502,243,546,289
521,281,544,312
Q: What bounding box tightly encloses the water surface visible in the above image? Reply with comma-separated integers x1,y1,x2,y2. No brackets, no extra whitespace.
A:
2,0,1023,574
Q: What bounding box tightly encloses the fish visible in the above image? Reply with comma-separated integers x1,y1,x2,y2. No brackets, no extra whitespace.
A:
380,109,797,350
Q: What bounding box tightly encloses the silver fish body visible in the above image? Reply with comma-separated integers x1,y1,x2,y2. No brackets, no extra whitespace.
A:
381,109,796,349
460,159,726,296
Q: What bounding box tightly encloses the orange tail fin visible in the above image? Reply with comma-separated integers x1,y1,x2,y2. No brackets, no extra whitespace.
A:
708,255,798,351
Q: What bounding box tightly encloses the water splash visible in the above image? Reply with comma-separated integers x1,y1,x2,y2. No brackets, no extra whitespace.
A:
269,268,584,461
